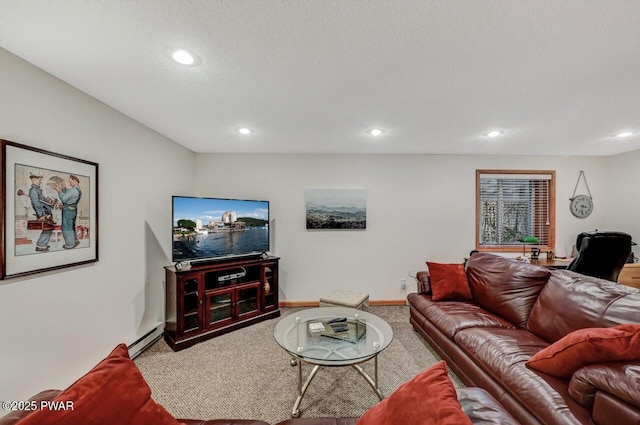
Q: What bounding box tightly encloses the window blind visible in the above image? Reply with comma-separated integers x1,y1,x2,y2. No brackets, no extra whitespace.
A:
478,172,553,248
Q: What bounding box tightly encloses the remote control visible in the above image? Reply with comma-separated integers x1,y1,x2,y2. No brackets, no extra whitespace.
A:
330,323,348,331
327,317,347,323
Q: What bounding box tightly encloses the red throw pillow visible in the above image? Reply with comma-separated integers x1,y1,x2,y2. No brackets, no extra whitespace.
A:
356,361,473,425
426,262,473,301
16,344,181,425
526,324,640,378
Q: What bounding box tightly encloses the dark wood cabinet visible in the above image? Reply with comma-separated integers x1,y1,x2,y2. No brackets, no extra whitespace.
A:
164,256,280,351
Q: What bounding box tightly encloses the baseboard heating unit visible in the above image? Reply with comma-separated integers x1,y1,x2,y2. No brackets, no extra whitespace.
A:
128,321,163,359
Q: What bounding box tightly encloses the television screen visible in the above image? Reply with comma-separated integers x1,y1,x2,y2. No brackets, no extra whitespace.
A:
172,196,269,263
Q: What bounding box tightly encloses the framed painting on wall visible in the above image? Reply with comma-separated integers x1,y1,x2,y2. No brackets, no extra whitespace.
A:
1,140,99,279
305,188,367,230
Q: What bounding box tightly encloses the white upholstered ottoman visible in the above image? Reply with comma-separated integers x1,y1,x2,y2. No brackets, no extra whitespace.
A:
319,289,370,311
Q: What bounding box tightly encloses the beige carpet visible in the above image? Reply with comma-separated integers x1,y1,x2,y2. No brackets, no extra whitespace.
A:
135,306,462,424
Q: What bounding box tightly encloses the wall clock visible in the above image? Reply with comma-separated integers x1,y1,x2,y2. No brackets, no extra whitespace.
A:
570,194,593,218
569,171,593,218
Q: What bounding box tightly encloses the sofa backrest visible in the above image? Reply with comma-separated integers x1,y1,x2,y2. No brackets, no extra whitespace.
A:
527,269,640,343
466,253,552,329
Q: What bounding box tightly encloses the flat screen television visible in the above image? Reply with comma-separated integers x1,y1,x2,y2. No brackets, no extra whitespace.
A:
172,196,269,263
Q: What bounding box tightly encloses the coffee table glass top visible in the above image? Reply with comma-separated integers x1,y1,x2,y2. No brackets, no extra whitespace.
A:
273,307,393,365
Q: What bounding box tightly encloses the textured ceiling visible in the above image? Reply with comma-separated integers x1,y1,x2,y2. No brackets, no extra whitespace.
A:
0,0,639,155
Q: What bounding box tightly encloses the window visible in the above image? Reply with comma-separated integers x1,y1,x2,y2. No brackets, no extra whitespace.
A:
476,170,555,252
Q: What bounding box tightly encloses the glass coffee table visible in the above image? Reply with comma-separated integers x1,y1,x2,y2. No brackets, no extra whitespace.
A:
273,306,393,417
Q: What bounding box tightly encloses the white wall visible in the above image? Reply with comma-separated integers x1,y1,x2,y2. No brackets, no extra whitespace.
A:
605,149,640,252
0,48,194,401
195,153,611,302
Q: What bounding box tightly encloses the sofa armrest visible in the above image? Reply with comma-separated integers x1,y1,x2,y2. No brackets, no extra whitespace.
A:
457,388,520,425
593,392,640,425
569,362,640,409
415,270,431,294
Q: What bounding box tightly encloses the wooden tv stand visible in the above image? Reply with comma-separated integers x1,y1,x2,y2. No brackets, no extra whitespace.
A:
164,256,280,351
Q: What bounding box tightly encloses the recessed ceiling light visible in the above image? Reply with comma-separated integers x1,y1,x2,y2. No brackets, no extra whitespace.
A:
172,49,194,65
238,128,251,135
616,131,633,138
369,128,384,136
487,130,502,138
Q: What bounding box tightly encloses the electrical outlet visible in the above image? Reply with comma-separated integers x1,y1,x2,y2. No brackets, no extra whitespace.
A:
400,279,407,290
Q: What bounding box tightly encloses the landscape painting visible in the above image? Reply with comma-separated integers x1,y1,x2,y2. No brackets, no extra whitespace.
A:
305,189,367,230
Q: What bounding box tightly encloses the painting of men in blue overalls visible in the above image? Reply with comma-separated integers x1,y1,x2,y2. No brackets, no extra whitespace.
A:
14,164,90,255
54,174,82,249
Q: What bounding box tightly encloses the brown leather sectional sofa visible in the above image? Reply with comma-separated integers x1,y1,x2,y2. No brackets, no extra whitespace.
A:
408,252,640,425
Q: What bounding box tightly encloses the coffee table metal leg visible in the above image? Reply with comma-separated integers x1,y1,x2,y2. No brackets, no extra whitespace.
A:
375,355,379,387
292,361,321,418
351,355,383,400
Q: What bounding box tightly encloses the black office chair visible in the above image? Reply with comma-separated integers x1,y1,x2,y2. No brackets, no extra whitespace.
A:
567,231,632,282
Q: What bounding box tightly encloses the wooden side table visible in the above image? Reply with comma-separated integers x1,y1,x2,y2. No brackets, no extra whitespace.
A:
529,259,572,269
618,263,640,289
